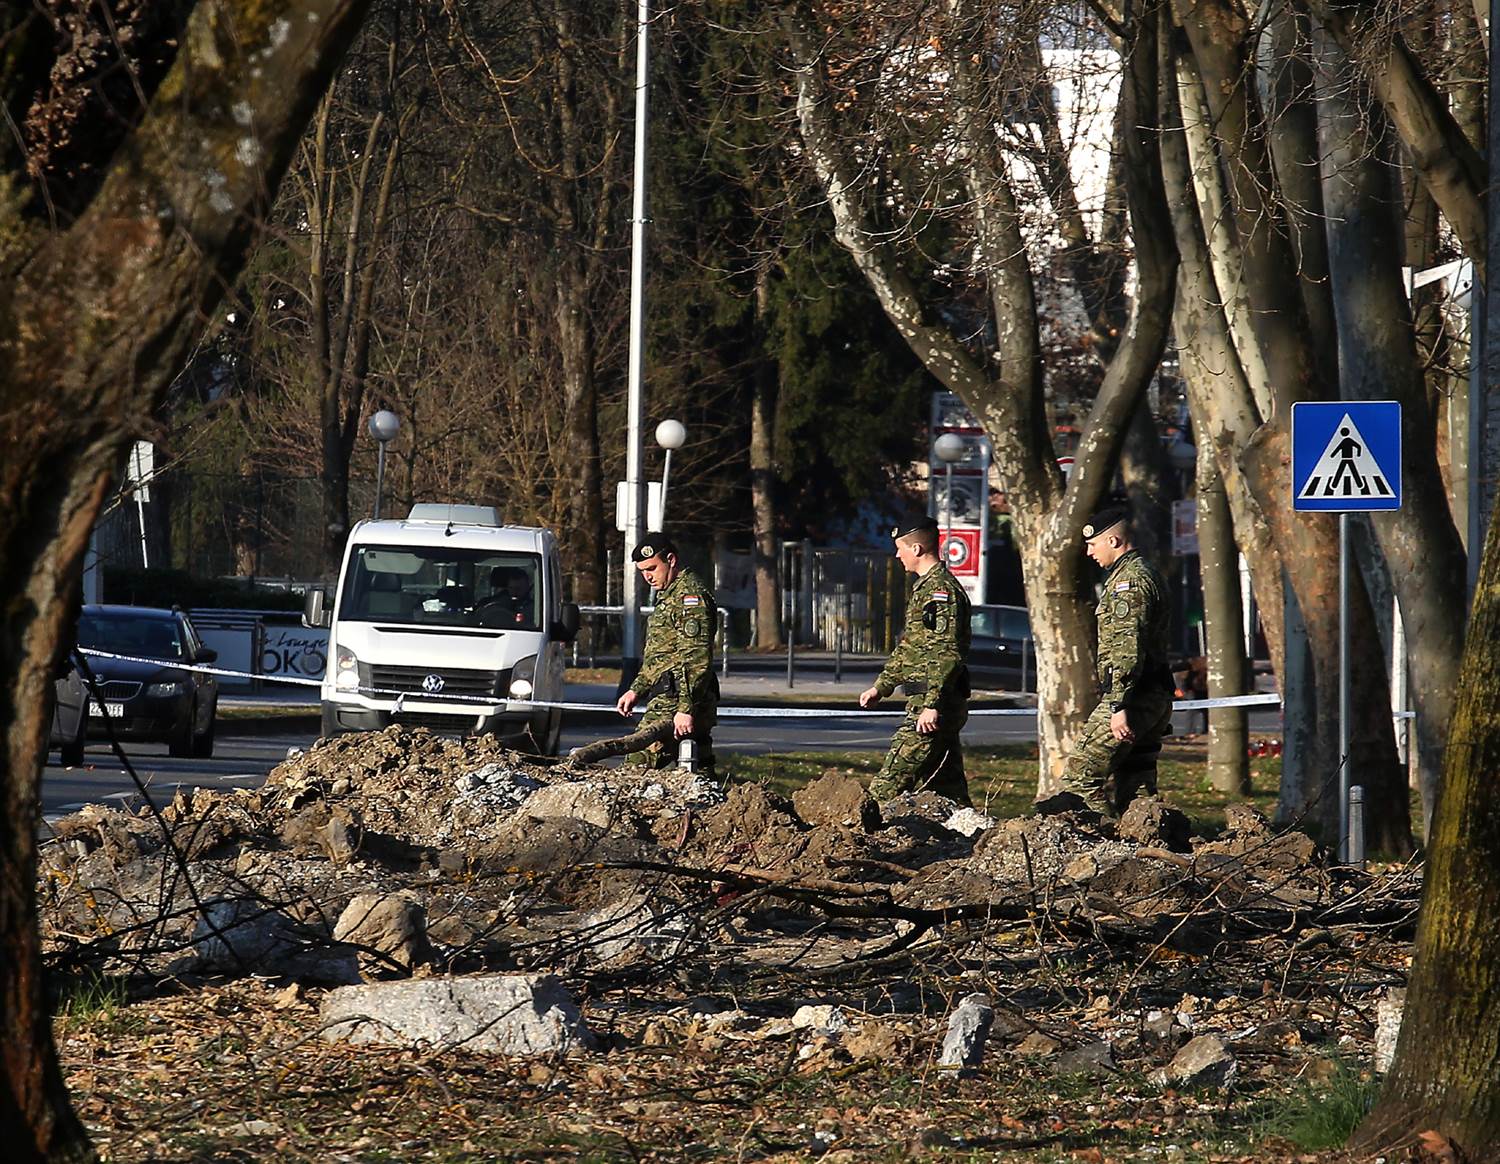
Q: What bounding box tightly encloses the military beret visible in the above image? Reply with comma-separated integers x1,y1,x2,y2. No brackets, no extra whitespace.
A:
890,515,940,540
631,537,677,563
1082,504,1130,540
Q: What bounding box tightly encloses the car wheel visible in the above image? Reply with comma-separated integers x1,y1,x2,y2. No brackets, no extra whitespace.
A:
191,701,217,759
168,704,195,757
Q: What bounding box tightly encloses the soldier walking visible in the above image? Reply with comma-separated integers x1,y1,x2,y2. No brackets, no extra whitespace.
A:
859,516,972,804
1059,504,1174,813
599,537,719,777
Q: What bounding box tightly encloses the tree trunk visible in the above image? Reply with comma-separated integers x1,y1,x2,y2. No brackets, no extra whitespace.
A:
1355,458,1500,1157
1314,31,1466,839
0,3,371,1157
751,269,782,649
1195,441,1249,794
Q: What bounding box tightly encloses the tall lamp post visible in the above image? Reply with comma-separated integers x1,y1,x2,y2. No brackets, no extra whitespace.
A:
369,409,400,520
933,433,967,569
654,418,685,529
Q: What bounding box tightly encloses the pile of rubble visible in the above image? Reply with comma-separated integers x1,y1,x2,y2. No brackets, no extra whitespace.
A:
39,725,1406,1074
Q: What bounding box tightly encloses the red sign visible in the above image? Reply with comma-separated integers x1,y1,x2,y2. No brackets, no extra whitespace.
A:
940,528,981,576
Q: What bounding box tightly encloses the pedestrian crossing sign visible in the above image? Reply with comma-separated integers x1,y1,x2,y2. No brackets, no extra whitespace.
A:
1292,401,1402,512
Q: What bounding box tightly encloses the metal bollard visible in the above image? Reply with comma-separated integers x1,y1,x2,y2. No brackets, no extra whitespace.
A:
1347,785,1366,868
677,737,698,772
834,624,843,683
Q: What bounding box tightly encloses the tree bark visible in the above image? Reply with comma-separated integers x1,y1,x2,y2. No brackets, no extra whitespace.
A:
1355,445,1500,1158
0,3,371,1158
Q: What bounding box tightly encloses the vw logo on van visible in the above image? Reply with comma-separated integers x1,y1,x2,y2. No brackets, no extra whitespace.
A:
421,673,445,694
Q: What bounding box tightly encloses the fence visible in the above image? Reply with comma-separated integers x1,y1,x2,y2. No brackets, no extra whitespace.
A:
781,542,908,654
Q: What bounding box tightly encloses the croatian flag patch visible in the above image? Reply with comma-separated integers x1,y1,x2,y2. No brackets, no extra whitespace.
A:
1114,582,1132,592
933,591,950,601
683,595,701,607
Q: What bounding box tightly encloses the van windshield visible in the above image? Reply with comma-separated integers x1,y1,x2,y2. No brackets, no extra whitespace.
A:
340,545,543,630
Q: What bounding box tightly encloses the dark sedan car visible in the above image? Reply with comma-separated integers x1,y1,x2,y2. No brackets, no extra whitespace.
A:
968,604,1035,693
77,605,219,757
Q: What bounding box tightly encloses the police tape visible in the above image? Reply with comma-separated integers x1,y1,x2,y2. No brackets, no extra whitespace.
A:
79,648,1287,719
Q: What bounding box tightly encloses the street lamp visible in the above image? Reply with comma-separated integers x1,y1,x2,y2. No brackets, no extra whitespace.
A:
933,432,967,569
368,409,400,520
654,418,685,529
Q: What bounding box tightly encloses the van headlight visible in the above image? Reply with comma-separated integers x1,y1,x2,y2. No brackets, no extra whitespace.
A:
334,645,361,691
509,654,537,700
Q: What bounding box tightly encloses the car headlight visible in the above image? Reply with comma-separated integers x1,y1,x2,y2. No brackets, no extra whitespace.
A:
509,654,537,700
147,681,186,697
334,645,361,691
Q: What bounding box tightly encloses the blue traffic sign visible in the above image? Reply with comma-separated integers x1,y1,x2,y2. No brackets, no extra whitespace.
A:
1292,401,1402,512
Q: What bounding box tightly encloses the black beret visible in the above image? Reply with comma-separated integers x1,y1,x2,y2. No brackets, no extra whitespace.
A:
890,515,940,540
1082,505,1129,540
631,537,677,563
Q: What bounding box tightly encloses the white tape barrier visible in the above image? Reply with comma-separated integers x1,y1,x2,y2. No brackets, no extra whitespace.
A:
78,648,1284,718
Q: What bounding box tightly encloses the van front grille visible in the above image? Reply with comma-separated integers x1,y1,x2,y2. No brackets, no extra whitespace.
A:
365,665,508,699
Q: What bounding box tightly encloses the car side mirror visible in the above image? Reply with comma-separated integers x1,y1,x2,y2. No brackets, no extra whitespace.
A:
553,602,581,643
303,588,331,629
196,647,218,664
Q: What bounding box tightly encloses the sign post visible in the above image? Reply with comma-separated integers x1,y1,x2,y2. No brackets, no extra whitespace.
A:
1291,401,1402,862
929,392,990,603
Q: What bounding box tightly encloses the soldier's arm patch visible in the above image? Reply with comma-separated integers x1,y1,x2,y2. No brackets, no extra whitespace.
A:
1112,598,1132,618
684,617,701,638
922,600,949,633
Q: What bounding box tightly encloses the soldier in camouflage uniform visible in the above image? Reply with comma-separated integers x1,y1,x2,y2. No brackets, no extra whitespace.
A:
859,516,972,804
1060,504,1174,814
613,537,719,777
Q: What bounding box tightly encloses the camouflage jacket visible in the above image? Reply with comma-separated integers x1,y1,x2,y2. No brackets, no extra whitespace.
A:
631,567,718,713
875,563,971,710
1095,549,1171,709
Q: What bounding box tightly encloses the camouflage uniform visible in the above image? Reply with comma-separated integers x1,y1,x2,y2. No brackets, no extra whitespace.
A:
1062,548,1174,813
627,566,718,777
869,563,972,804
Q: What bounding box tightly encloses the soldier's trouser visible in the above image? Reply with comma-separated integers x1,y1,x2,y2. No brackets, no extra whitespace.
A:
1060,689,1174,814
624,696,717,778
870,702,970,805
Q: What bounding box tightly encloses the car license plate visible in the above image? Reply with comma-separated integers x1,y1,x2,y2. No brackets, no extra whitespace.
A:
90,701,125,719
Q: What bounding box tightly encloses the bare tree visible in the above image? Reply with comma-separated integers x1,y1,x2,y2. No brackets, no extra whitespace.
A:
0,5,371,1158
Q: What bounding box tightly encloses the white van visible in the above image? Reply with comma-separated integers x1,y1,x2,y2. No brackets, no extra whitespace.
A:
305,504,579,752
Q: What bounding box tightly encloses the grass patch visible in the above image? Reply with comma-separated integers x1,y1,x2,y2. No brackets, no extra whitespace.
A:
1254,1056,1379,1151
722,740,1285,833
53,972,142,1034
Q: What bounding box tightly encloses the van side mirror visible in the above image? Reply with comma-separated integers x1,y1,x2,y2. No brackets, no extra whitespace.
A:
196,647,219,664
303,588,331,629
553,602,580,643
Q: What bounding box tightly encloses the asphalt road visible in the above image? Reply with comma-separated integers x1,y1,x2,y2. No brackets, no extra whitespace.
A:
40,706,1044,824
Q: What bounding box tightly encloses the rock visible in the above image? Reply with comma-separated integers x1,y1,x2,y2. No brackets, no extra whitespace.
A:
1016,1031,1062,1056
193,897,358,984
1222,803,1270,837
321,812,359,864
319,974,593,1055
1155,1034,1238,1089
942,807,995,838
792,773,880,832
572,894,686,965
791,1004,850,1034
333,893,434,978
1142,1009,1190,1049
1118,797,1192,852
937,992,993,1072
845,1023,901,1061
1054,1039,1117,1077
1374,988,1406,1073
522,781,618,829
1032,791,1094,818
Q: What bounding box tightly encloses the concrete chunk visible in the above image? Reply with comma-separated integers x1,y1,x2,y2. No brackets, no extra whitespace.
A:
937,992,993,1072
320,974,593,1056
